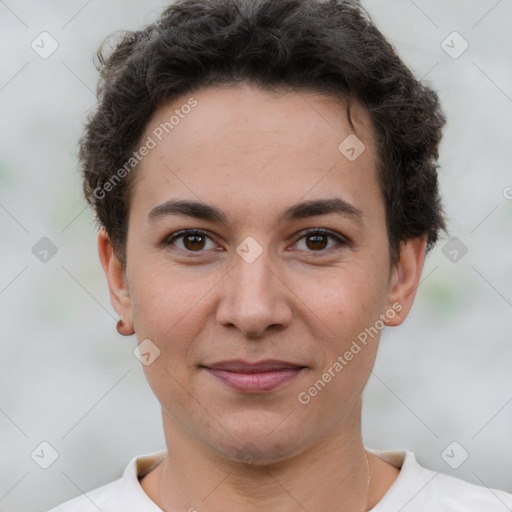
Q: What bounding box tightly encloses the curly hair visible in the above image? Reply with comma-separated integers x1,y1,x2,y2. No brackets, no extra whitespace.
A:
79,0,447,269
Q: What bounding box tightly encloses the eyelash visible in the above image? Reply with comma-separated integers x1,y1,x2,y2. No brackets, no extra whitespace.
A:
163,228,350,256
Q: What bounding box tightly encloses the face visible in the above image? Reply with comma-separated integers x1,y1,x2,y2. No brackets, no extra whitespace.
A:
100,84,426,464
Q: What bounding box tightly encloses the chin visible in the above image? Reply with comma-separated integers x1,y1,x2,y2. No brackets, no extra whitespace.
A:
207,421,309,466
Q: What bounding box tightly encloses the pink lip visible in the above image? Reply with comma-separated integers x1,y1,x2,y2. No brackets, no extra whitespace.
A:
202,359,306,393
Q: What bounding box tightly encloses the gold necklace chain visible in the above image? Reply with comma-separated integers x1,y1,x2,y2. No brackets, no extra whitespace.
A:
364,450,372,511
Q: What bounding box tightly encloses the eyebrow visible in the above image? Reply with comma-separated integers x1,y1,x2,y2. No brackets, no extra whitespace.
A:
147,197,364,225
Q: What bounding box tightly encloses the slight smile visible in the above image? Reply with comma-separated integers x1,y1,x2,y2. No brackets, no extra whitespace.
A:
200,359,308,393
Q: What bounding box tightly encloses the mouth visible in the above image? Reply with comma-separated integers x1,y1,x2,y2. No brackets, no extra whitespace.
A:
200,359,307,393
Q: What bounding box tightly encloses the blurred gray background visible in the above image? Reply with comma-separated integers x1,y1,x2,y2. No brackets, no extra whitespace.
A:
0,1,511,510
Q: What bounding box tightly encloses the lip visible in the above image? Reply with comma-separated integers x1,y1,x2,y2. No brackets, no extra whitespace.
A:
202,359,306,393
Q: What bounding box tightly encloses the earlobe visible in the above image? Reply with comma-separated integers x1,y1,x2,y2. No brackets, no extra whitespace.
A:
384,235,427,327
97,227,134,334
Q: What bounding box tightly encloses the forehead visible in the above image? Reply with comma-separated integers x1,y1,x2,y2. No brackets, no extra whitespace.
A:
147,83,375,150
130,84,381,225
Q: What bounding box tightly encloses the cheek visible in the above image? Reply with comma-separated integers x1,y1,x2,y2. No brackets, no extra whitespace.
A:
130,266,208,414
290,261,387,333
130,260,205,330
290,264,385,385
294,274,382,420
128,265,213,382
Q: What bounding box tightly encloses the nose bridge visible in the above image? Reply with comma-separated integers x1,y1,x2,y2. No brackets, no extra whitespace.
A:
234,248,273,303
232,233,276,297
217,243,292,337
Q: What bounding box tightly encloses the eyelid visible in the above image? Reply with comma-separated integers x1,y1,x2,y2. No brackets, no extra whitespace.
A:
163,227,351,253
299,228,351,245
290,228,352,254
162,229,218,250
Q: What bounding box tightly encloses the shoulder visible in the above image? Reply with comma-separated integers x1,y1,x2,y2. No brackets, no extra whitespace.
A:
45,450,167,512
425,469,512,510
370,448,512,511
46,479,125,512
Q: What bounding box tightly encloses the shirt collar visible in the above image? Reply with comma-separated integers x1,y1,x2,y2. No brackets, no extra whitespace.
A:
121,447,420,511
120,449,167,511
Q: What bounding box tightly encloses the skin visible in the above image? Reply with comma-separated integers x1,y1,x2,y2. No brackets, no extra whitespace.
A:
99,83,427,511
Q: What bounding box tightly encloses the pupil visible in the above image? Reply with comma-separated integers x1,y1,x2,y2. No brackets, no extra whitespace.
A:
182,234,328,251
185,234,205,250
308,234,327,250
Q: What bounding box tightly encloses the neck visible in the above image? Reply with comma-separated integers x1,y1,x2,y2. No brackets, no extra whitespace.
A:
149,402,376,512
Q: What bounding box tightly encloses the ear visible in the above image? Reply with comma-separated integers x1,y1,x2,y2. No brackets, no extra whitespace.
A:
97,227,133,332
384,235,427,327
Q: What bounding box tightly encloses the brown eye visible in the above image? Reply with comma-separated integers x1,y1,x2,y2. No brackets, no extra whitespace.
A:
305,233,329,251
294,229,348,253
165,230,216,252
183,233,206,251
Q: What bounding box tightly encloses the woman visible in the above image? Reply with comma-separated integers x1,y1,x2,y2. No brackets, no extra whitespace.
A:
49,0,512,510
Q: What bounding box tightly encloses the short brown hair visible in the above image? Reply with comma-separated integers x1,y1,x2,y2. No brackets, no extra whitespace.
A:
79,0,447,268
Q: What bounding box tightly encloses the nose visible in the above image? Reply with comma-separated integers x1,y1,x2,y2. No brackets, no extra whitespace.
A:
216,249,293,338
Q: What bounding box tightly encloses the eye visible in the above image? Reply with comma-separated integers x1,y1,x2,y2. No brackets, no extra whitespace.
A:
164,229,217,253
292,228,349,253
163,228,350,255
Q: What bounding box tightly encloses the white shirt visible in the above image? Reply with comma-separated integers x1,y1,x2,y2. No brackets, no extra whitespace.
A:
47,448,512,511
